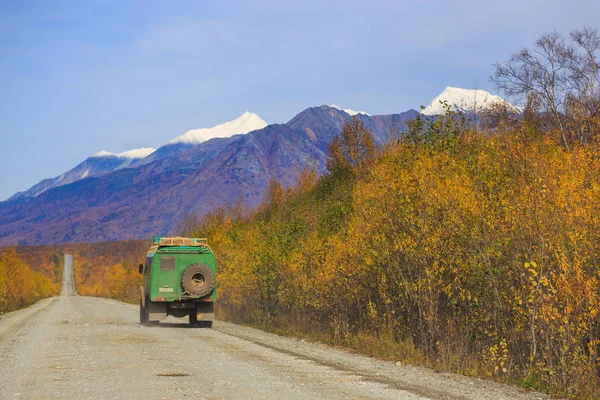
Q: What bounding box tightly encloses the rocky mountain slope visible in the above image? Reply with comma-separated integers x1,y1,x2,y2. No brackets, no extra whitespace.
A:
0,106,417,245
133,111,268,167
10,113,268,203
8,148,156,201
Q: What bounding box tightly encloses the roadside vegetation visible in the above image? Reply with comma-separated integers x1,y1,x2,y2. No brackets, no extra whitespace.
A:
183,28,600,399
2,241,147,310
0,247,57,313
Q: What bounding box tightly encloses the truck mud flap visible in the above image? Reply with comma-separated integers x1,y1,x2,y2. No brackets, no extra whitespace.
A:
149,302,167,321
196,303,214,321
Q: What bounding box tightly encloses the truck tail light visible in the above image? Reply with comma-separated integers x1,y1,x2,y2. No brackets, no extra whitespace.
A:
154,297,166,301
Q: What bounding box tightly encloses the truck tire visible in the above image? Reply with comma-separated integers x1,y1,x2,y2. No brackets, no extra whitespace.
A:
199,321,213,328
189,312,199,327
181,263,214,297
140,300,149,325
189,313,212,328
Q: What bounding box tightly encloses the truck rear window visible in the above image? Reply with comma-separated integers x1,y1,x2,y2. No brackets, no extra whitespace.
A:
160,256,175,271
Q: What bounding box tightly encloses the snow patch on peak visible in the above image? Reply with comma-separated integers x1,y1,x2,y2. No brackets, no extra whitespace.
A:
330,104,371,116
92,148,156,159
117,148,156,159
169,112,268,145
421,87,518,116
93,150,115,158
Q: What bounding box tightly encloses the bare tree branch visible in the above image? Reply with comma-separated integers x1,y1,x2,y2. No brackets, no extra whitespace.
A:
490,27,600,147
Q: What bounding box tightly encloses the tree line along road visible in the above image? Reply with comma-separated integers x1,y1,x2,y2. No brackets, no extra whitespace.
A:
0,256,550,400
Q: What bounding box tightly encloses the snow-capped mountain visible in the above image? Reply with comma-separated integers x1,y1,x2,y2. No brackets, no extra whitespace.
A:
133,112,268,166
9,147,156,201
9,113,268,201
330,104,371,116
169,111,267,144
421,87,518,116
0,105,418,245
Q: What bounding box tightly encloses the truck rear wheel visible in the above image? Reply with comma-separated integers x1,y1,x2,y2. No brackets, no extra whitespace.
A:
199,321,213,328
140,300,149,325
181,263,214,297
189,313,212,328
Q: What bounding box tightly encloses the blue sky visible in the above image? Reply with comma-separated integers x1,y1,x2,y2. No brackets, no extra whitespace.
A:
1,0,599,201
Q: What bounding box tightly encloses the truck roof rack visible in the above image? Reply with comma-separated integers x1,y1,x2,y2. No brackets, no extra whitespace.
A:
154,236,209,247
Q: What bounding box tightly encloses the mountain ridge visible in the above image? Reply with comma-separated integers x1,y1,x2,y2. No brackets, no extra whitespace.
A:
9,113,268,201
11,87,497,204
130,112,268,168
0,106,417,245
8,148,156,201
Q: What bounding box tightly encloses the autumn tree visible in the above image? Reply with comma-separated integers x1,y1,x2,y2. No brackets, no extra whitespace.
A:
259,178,286,220
293,168,317,196
0,247,56,312
326,116,378,178
490,27,600,147
405,101,470,152
177,213,201,237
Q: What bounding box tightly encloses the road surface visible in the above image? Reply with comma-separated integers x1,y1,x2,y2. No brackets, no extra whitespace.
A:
0,257,549,400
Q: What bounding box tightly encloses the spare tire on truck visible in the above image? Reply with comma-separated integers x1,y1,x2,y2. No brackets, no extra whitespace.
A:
181,263,215,297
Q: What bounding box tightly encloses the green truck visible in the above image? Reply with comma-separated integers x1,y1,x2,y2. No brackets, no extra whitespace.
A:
139,236,216,327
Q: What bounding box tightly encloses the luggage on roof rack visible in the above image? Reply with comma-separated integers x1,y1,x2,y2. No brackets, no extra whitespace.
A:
153,236,208,247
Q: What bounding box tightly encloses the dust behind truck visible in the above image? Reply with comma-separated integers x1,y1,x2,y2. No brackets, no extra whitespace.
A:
139,236,216,327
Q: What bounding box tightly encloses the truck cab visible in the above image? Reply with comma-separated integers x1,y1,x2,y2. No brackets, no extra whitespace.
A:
139,236,216,327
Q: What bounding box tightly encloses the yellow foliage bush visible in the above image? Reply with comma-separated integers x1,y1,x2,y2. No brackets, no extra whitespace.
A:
190,116,600,398
0,247,56,313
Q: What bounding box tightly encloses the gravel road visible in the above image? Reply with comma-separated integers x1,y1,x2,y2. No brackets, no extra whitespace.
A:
0,260,550,400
